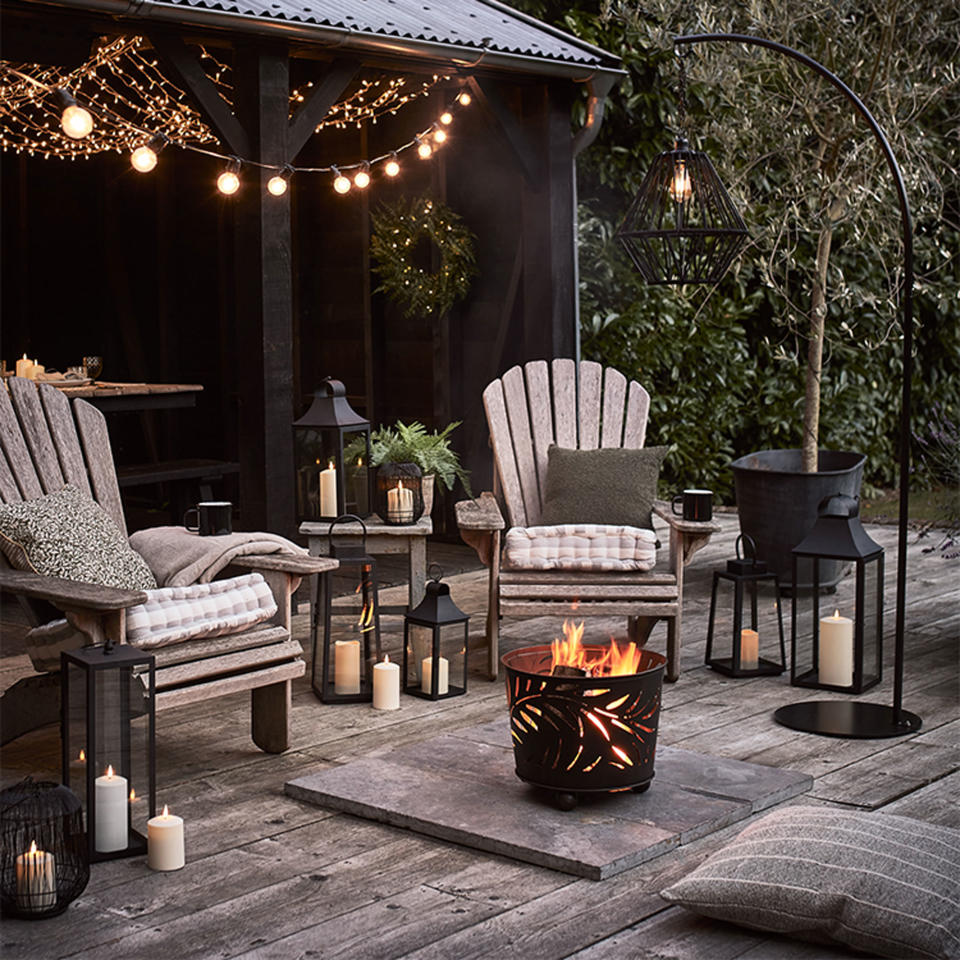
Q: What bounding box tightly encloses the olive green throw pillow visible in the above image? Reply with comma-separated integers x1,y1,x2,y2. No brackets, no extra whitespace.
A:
541,445,668,530
0,484,156,591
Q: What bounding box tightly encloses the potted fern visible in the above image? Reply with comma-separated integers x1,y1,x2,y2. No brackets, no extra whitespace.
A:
348,421,472,517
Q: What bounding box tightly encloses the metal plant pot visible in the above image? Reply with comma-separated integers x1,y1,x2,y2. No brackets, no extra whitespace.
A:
732,449,866,586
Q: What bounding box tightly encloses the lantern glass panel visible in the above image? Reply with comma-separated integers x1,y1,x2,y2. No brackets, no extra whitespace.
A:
61,647,155,862
311,559,381,702
295,427,371,521
707,572,785,675
404,622,467,698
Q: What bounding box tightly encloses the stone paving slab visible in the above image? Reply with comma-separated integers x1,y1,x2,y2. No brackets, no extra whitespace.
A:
286,721,812,880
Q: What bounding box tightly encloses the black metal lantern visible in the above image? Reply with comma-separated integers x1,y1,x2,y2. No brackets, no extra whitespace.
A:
310,515,382,703
293,377,372,522
706,535,786,677
403,565,469,700
787,495,883,695
375,462,424,526
61,643,156,863
1,779,89,919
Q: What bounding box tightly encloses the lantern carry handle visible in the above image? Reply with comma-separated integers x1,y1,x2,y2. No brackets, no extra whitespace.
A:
326,514,367,551
734,534,758,563
427,562,444,583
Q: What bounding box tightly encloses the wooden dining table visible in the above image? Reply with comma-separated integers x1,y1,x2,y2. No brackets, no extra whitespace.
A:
48,380,204,412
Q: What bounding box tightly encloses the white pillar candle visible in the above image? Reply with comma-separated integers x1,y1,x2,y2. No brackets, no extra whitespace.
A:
386,480,414,522
15,354,33,378
147,805,185,871
95,765,128,853
820,609,854,686
422,655,449,696
334,639,362,695
373,655,400,710
320,461,337,517
16,841,55,912
739,629,759,670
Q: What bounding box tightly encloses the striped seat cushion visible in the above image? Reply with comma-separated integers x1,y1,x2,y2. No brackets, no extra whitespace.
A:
661,805,960,959
125,572,277,649
502,524,657,572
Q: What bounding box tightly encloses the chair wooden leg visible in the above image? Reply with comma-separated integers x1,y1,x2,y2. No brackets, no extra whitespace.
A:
487,530,501,681
628,615,660,647
251,679,291,753
665,616,680,683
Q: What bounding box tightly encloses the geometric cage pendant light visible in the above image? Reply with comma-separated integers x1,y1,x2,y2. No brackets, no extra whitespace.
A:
615,135,749,284
616,49,749,285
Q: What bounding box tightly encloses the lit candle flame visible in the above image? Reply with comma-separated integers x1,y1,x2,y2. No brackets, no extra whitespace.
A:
78,748,86,763
384,654,390,664
28,840,38,856
106,764,115,778
328,460,334,470
129,788,136,802
162,805,170,818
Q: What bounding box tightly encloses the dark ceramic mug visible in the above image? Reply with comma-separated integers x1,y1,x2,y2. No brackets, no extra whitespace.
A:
672,489,713,522
184,501,232,536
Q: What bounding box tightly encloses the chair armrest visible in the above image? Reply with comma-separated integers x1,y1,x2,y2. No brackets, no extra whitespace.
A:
653,500,722,535
0,570,147,611
456,492,506,531
230,555,339,576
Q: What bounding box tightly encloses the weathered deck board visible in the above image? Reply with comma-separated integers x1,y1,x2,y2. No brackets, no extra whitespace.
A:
1,515,957,960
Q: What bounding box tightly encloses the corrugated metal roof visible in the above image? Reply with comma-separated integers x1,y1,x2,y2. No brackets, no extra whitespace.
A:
151,0,620,70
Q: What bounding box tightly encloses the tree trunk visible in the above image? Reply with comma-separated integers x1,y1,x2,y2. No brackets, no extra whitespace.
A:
801,223,834,472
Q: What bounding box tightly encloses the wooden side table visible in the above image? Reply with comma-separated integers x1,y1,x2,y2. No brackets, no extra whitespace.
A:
300,515,433,612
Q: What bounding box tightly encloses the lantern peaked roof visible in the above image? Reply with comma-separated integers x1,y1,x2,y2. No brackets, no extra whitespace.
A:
70,0,623,79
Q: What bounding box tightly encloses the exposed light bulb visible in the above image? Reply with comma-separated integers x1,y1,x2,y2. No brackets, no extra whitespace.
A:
130,144,158,173
61,104,94,139
385,154,400,177
332,166,351,194
354,168,370,189
417,139,433,159
457,91,472,106
267,174,288,196
433,128,447,144
669,159,692,203
217,170,240,195
440,111,453,125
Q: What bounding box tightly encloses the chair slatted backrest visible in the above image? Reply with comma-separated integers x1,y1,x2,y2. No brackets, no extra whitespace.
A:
0,379,126,535
483,360,651,528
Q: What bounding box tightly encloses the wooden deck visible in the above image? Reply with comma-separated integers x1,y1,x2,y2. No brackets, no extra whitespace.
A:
1,514,957,959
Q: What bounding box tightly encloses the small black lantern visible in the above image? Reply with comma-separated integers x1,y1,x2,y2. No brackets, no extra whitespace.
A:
403,565,469,700
310,515,382,703
375,462,424,526
61,643,156,863
293,377,372,522
1,778,89,919
706,535,786,677
788,495,883,693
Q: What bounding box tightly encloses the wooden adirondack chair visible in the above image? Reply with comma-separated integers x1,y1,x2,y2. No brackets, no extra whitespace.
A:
0,377,336,751
456,359,720,682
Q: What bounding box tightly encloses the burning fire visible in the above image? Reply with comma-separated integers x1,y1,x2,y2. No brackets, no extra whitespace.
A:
550,620,643,677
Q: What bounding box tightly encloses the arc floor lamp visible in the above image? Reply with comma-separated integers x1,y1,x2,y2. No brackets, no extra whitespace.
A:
619,33,922,738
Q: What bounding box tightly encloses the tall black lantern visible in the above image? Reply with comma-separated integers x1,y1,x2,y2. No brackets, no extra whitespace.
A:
293,377,372,522
375,462,424,526
403,565,469,700
0,779,89,919
706,535,786,677
787,495,883,697
310,516,382,703
61,643,156,863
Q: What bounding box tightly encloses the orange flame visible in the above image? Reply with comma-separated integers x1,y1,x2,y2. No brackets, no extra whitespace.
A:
129,788,137,802
78,749,86,763
550,620,642,677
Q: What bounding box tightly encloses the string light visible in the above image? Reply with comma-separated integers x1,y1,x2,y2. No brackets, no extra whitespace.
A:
332,165,351,194
56,89,94,139
416,135,432,159
130,134,167,173
217,158,241,195
434,128,447,144
354,161,371,189
457,91,472,106
440,111,453,125
385,153,401,177
266,165,293,196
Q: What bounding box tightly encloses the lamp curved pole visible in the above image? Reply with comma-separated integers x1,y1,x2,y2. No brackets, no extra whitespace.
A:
675,33,918,735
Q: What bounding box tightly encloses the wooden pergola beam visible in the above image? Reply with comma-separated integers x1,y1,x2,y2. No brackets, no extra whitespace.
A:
470,76,539,188
287,58,359,159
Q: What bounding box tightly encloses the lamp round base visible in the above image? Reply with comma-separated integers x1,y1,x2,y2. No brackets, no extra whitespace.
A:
773,700,922,738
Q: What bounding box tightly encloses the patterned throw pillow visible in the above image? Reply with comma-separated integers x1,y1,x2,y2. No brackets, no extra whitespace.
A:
541,445,669,530
661,805,960,959
0,484,156,590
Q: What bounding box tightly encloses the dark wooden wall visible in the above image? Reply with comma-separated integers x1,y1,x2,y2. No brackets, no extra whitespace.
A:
1,35,579,539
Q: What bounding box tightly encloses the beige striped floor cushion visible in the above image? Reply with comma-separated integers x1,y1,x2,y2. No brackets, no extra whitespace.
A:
125,572,277,649
661,805,960,959
503,524,657,572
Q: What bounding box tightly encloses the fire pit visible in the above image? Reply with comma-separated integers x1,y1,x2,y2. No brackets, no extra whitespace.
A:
502,622,665,810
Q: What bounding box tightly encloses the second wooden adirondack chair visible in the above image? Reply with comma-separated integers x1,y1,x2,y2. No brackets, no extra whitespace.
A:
0,377,336,750
456,359,720,682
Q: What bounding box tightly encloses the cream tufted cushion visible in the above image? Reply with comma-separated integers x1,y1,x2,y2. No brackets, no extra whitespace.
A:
503,524,657,572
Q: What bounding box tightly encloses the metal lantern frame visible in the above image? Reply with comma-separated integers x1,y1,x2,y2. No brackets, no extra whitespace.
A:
310,515,382,703
60,643,156,863
403,565,469,701
293,377,372,523
375,462,424,526
706,535,785,677
786,495,884,696
0,778,89,920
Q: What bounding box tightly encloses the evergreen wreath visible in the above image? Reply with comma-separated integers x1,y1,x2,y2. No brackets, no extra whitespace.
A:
369,196,476,318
